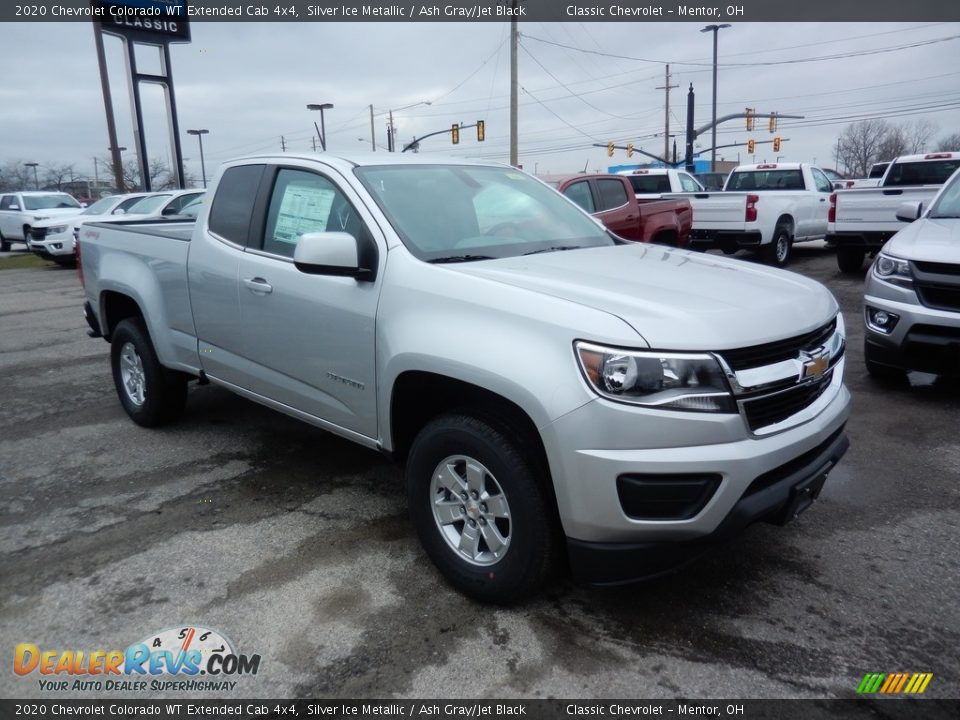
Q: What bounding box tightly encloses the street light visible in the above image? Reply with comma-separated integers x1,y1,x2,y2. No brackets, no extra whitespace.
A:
383,101,432,152
187,129,210,188
24,162,39,190
701,23,731,172
306,103,334,151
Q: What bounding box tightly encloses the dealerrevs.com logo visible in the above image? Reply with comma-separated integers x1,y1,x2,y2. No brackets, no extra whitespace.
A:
14,626,261,692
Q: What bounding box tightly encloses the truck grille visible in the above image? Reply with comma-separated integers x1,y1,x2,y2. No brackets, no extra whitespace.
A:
719,319,837,371
914,260,960,276
29,227,48,241
916,283,960,312
742,370,835,432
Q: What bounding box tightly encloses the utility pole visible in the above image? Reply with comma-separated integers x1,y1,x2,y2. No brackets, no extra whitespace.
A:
509,0,519,167
369,104,376,151
685,84,695,173
656,64,678,162
311,136,317,152
281,136,286,152
388,111,395,152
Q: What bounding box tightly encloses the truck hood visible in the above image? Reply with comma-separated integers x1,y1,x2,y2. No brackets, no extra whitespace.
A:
885,217,960,264
26,208,84,224
452,244,838,350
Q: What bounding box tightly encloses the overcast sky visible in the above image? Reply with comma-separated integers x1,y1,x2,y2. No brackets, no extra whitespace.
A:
2,19,959,185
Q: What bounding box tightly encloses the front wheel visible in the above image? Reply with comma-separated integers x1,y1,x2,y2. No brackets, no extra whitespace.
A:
406,413,558,604
0,232,9,252
110,318,187,427
837,246,866,273
761,225,792,267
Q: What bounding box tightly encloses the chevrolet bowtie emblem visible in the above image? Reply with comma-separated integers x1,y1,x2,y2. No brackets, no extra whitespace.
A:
801,352,830,380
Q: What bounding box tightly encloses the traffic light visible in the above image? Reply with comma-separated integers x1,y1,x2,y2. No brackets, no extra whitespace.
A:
769,113,777,133
451,124,460,145
747,139,756,154
476,120,485,142
773,136,781,152
745,108,754,131
607,142,614,157
626,143,634,158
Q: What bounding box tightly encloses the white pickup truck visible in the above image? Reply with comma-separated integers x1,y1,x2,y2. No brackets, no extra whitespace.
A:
665,163,836,267
827,152,960,272
78,152,850,603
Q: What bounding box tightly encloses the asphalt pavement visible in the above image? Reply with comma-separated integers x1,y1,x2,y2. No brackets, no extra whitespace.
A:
1,245,958,702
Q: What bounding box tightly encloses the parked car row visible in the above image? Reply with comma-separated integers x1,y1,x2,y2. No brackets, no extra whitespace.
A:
24,188,205,265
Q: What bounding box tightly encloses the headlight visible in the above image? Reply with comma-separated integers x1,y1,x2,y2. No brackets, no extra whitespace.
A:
872,252,912,288
48,225,68,235
575,342,735,412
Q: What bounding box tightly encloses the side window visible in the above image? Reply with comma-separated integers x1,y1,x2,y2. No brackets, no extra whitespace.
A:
167,192,203,214
262,168,371,259
562,181,595,213
0,195,13,210
811,169,833,193
597,179,629,211
208,165,265,245
679,173,701,192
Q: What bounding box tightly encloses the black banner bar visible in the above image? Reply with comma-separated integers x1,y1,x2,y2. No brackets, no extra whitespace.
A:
4,0,959,23
1,699,959,720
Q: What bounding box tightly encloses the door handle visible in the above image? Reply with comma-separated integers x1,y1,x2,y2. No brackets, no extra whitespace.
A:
820,198,826,202
243,277,273,294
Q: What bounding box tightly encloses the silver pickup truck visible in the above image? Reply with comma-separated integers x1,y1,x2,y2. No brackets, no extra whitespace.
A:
79,153,850,603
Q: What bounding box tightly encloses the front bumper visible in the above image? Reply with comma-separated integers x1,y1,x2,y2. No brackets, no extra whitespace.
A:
29,236,73,258
568,426,849,585
864,273,960,375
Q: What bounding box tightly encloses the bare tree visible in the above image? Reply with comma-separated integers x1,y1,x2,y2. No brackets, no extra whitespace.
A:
96,155,196,193
0,160,38,193
902,119,938,154
837,119,891,177
42,164,77,191
935,132,960,152
876,125,907,164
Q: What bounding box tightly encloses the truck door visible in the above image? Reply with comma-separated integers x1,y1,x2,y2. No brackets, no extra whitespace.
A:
594,178,639,241
235,165,382,440
809,168,834,238
0,195,17,237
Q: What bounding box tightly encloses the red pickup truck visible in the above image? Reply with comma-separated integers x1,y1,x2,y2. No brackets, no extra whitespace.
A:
552,174,692,247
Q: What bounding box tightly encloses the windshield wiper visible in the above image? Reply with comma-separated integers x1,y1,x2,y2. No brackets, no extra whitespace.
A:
427,254,496,264
928,214,960,219
522,245,583,256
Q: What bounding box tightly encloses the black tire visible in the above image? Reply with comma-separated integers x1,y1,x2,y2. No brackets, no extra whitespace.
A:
864,341,907,383
0,232,9,252
837,246,866,273
761,225,793,267
110,318,187,427
406,413,558,604
52,256,76,268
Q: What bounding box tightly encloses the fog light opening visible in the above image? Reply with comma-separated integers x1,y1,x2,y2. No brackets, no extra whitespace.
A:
866,307,899,334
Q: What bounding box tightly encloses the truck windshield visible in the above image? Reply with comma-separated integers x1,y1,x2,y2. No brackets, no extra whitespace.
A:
726,170,804,191
125,194,172,215
81,197,118,215
927,172,960,219
883,159,960,187
354,165,612,262
23,194,81,211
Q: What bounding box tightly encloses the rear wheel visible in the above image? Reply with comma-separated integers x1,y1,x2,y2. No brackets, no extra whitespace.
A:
110,318,187,427
837,246,866,273
406,413,558,604
761,225,793,267
0,232,9,252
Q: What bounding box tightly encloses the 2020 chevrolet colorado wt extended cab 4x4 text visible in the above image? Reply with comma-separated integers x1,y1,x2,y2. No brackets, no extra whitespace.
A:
79,153,850,603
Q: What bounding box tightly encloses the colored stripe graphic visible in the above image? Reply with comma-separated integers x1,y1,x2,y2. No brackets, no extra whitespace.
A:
857,672,932,694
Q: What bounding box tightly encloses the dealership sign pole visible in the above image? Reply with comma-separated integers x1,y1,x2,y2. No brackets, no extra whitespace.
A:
91,1,191,191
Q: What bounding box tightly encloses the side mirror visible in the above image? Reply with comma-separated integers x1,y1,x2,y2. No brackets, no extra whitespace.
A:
293,232,373,281
895,201,923,223
161,207,177,216
81,203,88,208
112,209,126,215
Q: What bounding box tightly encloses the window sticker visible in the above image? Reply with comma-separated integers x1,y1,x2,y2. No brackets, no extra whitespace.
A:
272,184,335,244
